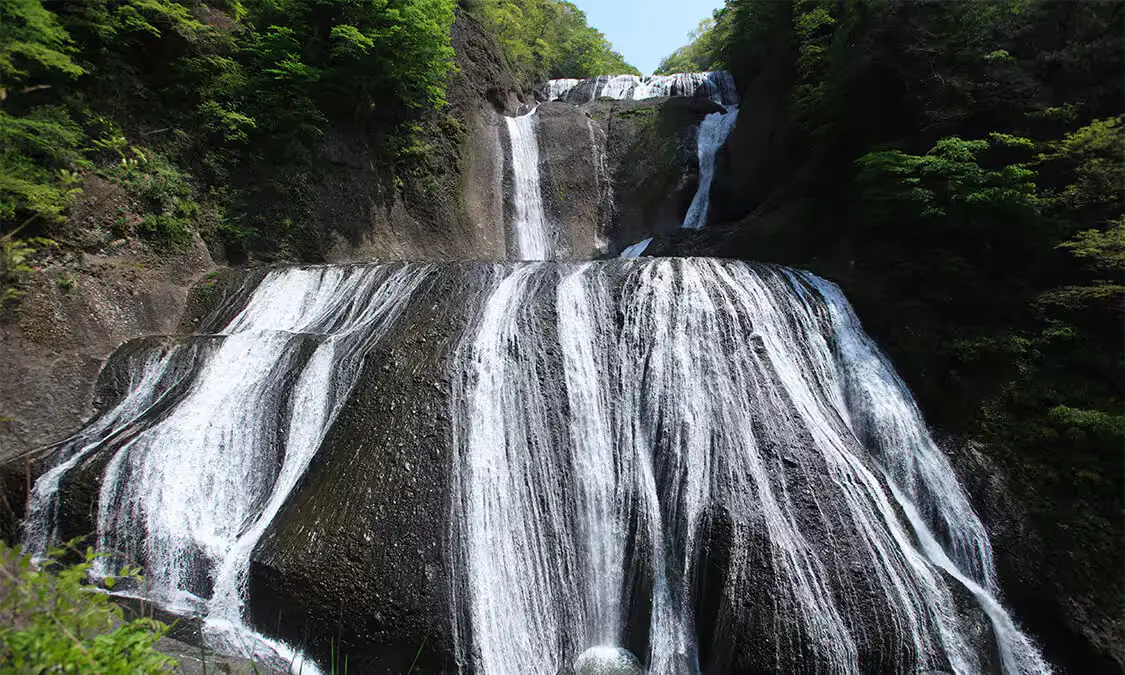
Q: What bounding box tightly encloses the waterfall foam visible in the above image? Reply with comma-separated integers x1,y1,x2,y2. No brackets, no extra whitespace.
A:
451,258,1049,674
505,109,553,260
681,106,739,230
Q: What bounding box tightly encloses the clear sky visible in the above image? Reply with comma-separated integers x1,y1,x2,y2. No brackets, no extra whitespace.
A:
571,0,725,75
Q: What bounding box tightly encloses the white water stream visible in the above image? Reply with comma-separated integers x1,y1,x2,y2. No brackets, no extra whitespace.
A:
452,259,1049,674
505,109,553,260
24,264,431,671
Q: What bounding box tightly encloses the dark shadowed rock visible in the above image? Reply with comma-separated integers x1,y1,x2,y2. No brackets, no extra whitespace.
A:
585,97,722,252
246,265,497,673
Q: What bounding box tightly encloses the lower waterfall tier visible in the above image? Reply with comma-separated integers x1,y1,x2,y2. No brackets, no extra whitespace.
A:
19,259,1048,674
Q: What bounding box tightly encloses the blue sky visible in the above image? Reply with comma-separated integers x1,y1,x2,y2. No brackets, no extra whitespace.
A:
571,0,725,75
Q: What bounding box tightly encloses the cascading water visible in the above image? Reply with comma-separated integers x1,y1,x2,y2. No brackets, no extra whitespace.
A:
557,70,740,257
16,61,1050,675
544,72,739,106
22,264,431,670
517,71,741,259
21,258,1049,672
451,258,1049,675
679,105,739,231
504,109,553,260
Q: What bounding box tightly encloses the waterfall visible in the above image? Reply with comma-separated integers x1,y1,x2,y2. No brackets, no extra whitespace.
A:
451,258,1049,675
21,258,1049,673
619,237,654,258
505,109,553,260
545,72,739,106
680,106,739,231
17,68,1049,674
621,106,740,256
587,117,614,253
23,264,432,671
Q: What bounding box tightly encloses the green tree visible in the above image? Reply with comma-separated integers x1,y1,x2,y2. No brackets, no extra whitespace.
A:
474,0,637,84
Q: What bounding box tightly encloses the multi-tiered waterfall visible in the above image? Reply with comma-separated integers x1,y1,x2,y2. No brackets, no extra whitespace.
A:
16,69,1049,674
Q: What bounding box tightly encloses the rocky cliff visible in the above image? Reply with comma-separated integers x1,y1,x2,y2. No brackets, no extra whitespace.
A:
0,9,524,464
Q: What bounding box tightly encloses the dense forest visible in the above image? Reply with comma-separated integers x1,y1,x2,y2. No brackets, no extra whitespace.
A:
661,0,1123,668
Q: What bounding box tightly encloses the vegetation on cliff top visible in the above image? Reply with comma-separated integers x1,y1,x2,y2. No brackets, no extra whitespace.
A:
663,0,1123,667
1,0,460,296
469,0,638,85
654,17,727,75
0,0,639,300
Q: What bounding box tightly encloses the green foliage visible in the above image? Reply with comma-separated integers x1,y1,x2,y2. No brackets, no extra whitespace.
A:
1058,220,1125,271
857,135,1041,219
0,0,464,263
0,106,86,226
0,540,175,672
0,231,54,303
655,16,729,74
1040,116,1124,217
103,148,196,250
0,0,84,92
474,0,638,83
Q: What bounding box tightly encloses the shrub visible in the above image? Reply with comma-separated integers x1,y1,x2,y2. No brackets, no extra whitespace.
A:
0,540,175,673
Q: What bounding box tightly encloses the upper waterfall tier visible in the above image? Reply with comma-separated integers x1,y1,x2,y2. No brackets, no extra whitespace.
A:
544,71,739,106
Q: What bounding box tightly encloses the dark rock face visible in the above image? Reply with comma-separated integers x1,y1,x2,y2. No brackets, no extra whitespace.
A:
246,266,495,672
535,102,611,258
308,10,524,263
500,96,718,260
588,97,722,252
948,440,1125,675
0,460,28,544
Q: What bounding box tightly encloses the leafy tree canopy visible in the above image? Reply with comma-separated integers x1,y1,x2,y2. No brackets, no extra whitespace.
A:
474,0,638,83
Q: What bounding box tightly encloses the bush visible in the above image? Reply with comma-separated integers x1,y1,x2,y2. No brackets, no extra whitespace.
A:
0,540,175,673
104,148,198,250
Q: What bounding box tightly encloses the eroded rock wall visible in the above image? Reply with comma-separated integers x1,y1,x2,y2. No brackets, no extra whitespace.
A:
530,96,722,257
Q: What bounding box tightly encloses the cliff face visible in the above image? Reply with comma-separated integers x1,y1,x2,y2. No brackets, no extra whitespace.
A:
304,10,525,263
0,10,523,463
531,96,723,258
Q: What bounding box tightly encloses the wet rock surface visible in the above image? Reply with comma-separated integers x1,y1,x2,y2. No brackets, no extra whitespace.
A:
0,231,214,467
246,265,496,672
535,102,611,258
